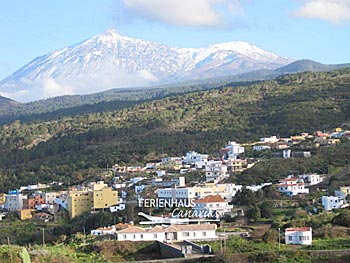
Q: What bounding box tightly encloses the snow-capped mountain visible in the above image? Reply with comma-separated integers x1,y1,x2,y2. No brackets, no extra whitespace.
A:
0,29,293,102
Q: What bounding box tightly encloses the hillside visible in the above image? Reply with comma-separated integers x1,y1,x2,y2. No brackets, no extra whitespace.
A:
0,69,349,190
1,59,349,125
0,80,254,124
275,59,350,74
0,95,19,109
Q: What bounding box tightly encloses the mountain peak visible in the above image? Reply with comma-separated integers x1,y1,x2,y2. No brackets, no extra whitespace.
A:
0,30,293,102
93,29,127,43
210,41,253,49
102,28,123,38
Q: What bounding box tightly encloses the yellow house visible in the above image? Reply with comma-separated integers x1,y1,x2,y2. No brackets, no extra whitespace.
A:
67,185,118,218
0,193,6,206
340,186,350,197
67,191,94,218
18,209,34,220
193,183,227,197
93,187,118,209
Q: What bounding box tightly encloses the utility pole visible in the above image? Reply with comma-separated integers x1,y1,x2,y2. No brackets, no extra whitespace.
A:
7,237,13,263
220,236,223,253
224,236,227,252
278,228,281,250
83,226,86,244
42,228,45,246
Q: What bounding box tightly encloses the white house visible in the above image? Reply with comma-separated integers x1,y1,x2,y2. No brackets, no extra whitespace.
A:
41,192,59,204
191,183,240,201
35,203,54,211
0,213,6,221
91,225,117,236
193,195,233,217
157,187,196,201
116,224,217,242
253,145,271,151
205,161,228,183
300,174,323,186
135,185,146,193
4,191,27,211
285,227,312,245
246,183,272,192
110,203,126,212
283,149,291,159
275,178,309,197
260,136,279,143
54,193,68,209
152,177,186,188
157,170,166,177
113,183,127,189
222,141,244,159
183,151,208,166
322,196,345,211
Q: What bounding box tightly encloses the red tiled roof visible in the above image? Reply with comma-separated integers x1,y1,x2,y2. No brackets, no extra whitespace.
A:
276,183,304,187
97,227,114,231
285,227,311,232
116,224,217,234
116,226,147,233
282,178,298,182
195,195,225,203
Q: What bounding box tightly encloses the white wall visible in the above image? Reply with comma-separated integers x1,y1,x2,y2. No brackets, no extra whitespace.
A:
117,232,165,242
322,196,344,211
285,231,312,245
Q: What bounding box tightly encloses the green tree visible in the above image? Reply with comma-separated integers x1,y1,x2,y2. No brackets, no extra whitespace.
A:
332,210,350,227
260,201,273,219
246,206,261,221
262,229,279,243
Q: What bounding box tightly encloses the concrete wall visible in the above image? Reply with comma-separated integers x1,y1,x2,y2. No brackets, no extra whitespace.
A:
158,241,185,258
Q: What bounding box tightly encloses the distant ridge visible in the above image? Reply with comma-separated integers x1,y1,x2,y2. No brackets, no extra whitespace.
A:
275,59,350,74
0,95,19,109
1,65,350,125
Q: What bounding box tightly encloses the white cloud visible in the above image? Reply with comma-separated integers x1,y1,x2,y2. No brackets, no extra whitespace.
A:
0,66,160,102
121,0,243,27
0,89,29,102
42,78,75,98
293,0,350,24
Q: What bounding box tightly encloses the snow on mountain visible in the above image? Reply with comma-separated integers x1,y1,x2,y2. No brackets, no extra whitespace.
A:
0,29,294,102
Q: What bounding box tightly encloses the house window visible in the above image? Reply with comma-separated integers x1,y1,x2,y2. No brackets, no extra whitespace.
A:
154,234,157,238
133,234,136,239
288,236,292,241
183,232,190,237
123,234,127,239
140,234,144,239
202,232,207,236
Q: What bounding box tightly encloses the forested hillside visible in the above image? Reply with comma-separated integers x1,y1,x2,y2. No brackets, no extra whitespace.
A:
0,69,349,191
0,95,19,109
0,80,242,124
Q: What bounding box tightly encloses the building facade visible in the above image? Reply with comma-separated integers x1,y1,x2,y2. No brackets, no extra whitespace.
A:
116,224,217,242
193,195,233,217
4,191,27,211
322,196,345,211
285,227,312,245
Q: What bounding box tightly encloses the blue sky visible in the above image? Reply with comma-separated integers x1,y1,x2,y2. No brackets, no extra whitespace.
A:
0,0,349,80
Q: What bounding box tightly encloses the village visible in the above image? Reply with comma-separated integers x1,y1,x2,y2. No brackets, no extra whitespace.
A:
0,127,350,258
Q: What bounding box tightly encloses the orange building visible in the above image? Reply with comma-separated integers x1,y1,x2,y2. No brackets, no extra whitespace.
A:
23,195,45,209
18,209,34,220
